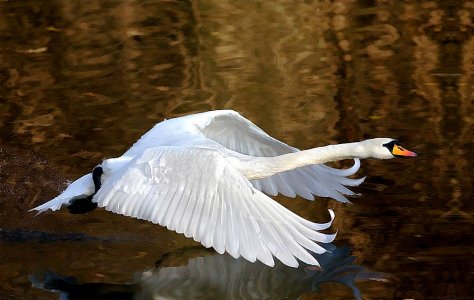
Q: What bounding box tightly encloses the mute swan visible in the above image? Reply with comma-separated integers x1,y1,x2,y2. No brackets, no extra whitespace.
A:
31,110,416,268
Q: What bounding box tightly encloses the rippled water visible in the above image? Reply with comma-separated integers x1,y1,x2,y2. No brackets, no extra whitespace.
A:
1,1,473,299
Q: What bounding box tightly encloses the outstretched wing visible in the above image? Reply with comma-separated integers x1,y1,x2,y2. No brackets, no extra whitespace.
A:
30,174,94,213
199,110,364,202
93,146,336,268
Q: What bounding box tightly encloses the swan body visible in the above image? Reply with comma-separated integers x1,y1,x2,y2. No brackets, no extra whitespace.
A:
31,110,416,267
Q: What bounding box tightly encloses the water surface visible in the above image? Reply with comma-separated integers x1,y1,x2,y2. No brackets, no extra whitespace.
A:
1,1,473,299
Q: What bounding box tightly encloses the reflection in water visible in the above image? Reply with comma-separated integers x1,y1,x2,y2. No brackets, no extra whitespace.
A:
0,0,473,299
31,245,381,300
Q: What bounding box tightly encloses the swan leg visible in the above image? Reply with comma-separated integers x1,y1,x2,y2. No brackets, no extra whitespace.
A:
92,166,103,193
67,166,103,214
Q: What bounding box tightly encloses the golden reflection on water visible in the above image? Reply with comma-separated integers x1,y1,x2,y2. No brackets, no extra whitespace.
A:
0,0,473,299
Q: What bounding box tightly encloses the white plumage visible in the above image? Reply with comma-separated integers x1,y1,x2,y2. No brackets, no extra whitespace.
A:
31,110,415,267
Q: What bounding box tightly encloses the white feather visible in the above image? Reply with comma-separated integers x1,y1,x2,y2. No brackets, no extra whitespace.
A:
31,110,410,267
92,147,335,267
29,174,94,213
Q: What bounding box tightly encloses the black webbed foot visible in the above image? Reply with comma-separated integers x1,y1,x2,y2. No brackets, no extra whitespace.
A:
67,195,98,214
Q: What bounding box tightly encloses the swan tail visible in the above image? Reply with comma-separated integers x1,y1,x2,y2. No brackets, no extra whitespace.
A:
30,174,94,214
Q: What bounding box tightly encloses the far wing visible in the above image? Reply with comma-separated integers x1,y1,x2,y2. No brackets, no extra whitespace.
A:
30,174,94,213
200,110,364,202
93,146,336,268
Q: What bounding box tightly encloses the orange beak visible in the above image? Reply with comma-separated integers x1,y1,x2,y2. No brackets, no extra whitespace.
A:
392,144,417,157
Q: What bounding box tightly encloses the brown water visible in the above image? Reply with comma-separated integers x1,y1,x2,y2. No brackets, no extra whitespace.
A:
0,0,473,299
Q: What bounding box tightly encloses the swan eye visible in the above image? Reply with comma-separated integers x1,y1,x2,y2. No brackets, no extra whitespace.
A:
382,140,399,151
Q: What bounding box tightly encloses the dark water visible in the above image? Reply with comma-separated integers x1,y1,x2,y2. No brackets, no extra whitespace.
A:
1,0,473,299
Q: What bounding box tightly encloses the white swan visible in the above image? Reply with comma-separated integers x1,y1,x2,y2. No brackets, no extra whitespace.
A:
31,110,416,268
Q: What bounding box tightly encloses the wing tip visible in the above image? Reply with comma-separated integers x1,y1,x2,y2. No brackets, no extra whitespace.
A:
29,207,44,216
28,204,59,215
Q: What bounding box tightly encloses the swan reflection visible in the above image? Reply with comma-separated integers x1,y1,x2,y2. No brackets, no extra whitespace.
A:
31,245,383,300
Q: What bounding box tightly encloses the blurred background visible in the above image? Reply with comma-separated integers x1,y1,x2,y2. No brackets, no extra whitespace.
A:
0,0,473,299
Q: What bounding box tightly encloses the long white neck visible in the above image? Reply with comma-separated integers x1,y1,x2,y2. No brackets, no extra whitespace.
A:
231,141,371,180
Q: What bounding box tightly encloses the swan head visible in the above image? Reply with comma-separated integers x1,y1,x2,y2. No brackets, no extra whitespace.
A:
362,138,417,159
